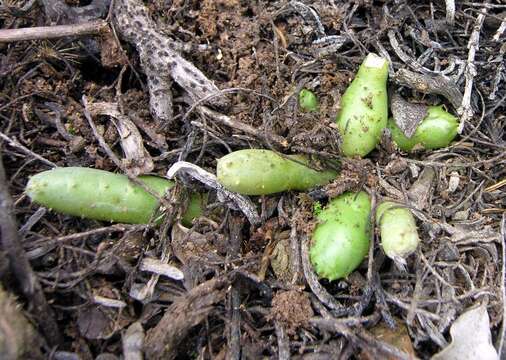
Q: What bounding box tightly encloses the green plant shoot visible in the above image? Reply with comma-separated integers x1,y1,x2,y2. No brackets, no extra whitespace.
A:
336,53,389,157
387,105,459,151
310,191,371,280
217,149,337,195
26,167,205,226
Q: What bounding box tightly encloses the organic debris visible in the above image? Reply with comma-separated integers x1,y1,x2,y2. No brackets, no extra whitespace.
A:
0,0,504,358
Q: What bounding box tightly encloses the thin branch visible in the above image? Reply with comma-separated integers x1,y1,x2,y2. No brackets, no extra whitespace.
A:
0,20,108,43
311,317,413,360
493,18,506,41
0,131,57,167
445,0,456,26
458,8,487,131
498,213,506,356
197,106,288,149
0,152,62,346
393,68,463,110
113,0,229,123
274,321,291,360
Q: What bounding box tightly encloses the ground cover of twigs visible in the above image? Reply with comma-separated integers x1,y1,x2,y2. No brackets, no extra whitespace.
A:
0,0,505,359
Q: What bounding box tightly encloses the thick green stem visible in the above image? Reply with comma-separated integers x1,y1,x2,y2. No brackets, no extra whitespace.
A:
310,191,371,280
387,105,459,151
26,167,205,226
376,201,419,261
217,149,338,195
336,53,389,157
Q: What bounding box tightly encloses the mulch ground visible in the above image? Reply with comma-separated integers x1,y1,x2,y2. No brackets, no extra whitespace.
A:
0,1,505,359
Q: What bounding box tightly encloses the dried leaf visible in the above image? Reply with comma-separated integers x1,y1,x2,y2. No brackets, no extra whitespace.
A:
171,223,222,265
448,224,500,245
391,93,428,138
271,237,293,283
408,167,435,210
432,304,498,360
86,101,154,176
78,306,132,340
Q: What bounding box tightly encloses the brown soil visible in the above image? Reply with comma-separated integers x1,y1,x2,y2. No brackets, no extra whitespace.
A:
0,0,505,359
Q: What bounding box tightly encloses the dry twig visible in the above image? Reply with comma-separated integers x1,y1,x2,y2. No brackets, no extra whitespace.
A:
198,106,288,149
144,277,228,360
85,101,154,175
0,20,108,43
167,161,261,225
0,153,62,346
113,0,229,124
458,8,487,131
0,131,56,168
393,69,463,110
445,0,456,26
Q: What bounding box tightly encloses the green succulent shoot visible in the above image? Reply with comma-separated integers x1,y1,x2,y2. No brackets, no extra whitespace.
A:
26,167,205,226
376,201,419,262
336,53,389,158
299,89,319,112
310,191,371,281
387,105,459,151
216,149,337,195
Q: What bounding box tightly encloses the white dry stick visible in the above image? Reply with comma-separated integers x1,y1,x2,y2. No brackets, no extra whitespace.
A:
289,1,326,37
458,9,487,133
113,0,229,123
445,0,455,26
93,295,127,308
123,322,144,360
489,51,504,101
85,101,154,175
167,161,261,225
493,16,506,42
130,248,173,303
139,257,184,280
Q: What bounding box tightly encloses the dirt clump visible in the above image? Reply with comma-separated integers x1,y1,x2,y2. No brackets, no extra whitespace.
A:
270,290,314,336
